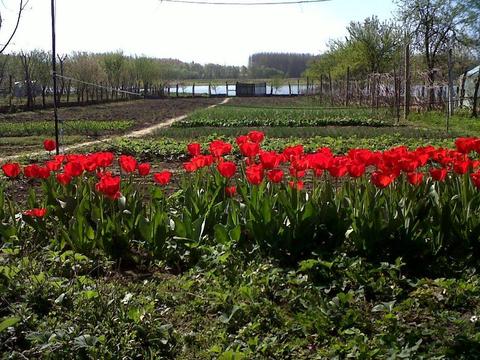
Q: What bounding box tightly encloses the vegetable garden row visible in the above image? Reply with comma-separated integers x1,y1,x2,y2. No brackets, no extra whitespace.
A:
2,133,480,276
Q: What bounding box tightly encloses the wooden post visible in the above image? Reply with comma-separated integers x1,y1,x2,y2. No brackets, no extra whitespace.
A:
192,83,195,97
226,82,228,96
329,72,333,105
345,66,350,106
176,83,179,97
320,75,323,100
460,70,467,107
288,83,291,96
297,78,300,95
8,75,12,110
448,48,454,117
208,83,211,97
404,41,411,121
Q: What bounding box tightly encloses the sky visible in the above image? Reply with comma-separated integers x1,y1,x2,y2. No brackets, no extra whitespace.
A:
1,0,397,66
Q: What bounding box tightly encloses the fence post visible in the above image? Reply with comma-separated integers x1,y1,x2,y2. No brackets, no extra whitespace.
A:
192,83,195,97
404,41,411,121
8,75,12,110
226,82,228,96
297,78,300,95
448,48,454,117
288,83,291,96
345,66,350,107
329,72,333,105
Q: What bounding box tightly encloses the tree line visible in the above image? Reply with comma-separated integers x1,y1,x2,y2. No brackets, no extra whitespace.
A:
304,0,479,111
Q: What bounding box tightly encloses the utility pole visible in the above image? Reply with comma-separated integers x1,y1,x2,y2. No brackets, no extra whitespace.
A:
51,0,60,154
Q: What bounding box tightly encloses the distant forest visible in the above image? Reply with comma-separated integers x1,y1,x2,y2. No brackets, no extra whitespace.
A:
248,52,316,78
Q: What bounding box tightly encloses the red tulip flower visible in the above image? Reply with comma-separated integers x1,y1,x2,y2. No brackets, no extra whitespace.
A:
153,171,172,185
236,135,249,146
240,142,260,158
64,161,84,177
183,161,197,173
137,163,151,176
43,139,56,152
348,162,365,178
23,208,47,218
209,140,232,158
407,172,424,186
429,167,447,182
24,164,40,179
246,164,264,185
247,130,265,144
95,175,121,200
289,180,304,191
217,161,237,178
119,155,137,173
225,186,237,197
187,143,201,156
471,172,480,188
56,173,72,186
371,171,394,188
267,169,284,183
1,163,21,178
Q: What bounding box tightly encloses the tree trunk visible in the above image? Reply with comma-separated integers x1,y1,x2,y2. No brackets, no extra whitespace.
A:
428,69,435,110
42,86,46,108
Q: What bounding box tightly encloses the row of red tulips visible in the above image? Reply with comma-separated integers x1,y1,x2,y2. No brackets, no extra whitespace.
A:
1,133,480,272
3,133,480,198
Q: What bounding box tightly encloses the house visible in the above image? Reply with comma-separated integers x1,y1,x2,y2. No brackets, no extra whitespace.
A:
236,82,267,97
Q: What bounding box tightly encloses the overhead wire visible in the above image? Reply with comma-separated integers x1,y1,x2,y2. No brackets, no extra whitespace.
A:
160,0,330,5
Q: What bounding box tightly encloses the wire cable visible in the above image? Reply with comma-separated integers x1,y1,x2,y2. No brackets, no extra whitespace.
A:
160,0,330,5
54,74,144,97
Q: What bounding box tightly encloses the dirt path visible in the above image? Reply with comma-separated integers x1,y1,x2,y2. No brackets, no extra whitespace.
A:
0,98,231,162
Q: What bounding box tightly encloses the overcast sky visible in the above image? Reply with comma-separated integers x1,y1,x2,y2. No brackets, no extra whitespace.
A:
1,0,397,66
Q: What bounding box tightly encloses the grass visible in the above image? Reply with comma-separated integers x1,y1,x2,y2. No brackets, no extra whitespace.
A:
409,110,480,136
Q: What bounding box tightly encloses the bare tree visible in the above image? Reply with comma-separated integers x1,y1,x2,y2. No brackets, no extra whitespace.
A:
396,0,475,109
0,0,29,54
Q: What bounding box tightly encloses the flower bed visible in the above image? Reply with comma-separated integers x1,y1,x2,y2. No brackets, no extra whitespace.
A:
2,134,480,275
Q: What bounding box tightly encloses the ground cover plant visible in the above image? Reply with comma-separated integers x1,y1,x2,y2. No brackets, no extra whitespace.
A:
175,105,391,128
2,133,480,357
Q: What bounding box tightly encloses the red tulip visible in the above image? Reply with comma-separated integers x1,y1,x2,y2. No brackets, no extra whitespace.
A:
471,172,480,188
45,160,62,172
371,171,394,188
95,175,121,200
288,180,304,191
267,169,284,183
247,130,265,144
225,186,237,197
43,139,56,152
23,208,47,218
348,162,365,178
64,161,83,177
36,167,51,179
1,163,21,178
259,151,279,169
137,163,151,176
407,172,424,186
95,152,114,168
429,167,447,182
246,164,264,185
453,160,469,175
183,161,197,173
209,140,232,157
153,171,172,185
236,135,249,146
56,173,72,185
24,164,40,178
187,143,201,156
119,155,137,173
240,142,260,158
217,161,237,178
